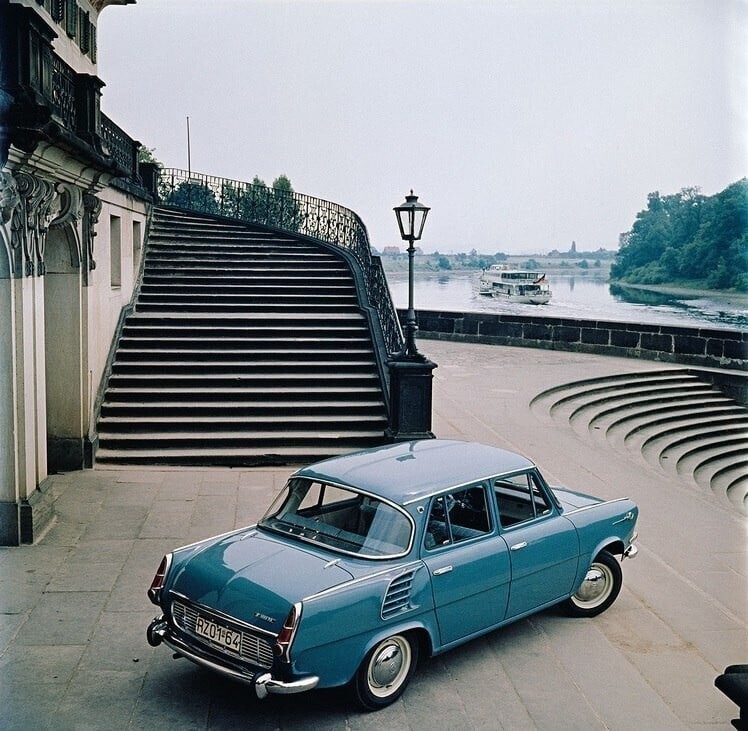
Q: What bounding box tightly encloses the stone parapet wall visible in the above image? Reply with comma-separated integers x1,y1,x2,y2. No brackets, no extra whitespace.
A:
409,310,747,371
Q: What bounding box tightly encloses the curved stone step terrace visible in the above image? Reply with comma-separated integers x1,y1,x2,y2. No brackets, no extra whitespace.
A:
96,208,389,466
530,369,748,515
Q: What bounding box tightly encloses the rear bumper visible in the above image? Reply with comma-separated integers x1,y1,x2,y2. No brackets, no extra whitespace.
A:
147,616,319,698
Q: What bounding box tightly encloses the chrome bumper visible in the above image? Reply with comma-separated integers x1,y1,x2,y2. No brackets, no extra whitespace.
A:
147,617,319,698
623,543,638,559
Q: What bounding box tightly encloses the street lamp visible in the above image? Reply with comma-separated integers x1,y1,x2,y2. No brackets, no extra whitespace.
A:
386,190,437,442
393,190,430,359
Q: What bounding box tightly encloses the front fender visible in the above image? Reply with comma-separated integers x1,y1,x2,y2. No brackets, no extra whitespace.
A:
564,499,638,587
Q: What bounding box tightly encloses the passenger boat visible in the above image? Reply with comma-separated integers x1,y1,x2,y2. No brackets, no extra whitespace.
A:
478,265,552,304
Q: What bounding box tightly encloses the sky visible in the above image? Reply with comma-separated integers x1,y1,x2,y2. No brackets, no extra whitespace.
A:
97,0,746,254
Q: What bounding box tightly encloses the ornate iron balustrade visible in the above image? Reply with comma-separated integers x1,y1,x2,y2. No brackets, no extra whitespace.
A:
50,55,77,130
101,114,138,178
3,3,139,182
157,168,404,355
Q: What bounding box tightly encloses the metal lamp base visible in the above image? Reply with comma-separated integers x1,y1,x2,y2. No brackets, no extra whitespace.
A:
385,356,438,442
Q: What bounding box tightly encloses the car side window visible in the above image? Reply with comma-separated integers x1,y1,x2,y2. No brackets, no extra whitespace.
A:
494,471,551,528
425,484,491,550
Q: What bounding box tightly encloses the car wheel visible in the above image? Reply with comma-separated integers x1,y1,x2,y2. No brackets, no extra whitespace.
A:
352,633,418,711
562,550,622,617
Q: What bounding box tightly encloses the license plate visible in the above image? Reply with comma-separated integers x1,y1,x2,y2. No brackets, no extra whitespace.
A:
194,615,242,653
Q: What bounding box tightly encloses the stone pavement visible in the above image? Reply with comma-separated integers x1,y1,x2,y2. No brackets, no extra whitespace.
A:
1,339,745,730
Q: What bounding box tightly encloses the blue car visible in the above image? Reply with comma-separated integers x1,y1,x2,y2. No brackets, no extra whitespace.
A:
147,440,638,710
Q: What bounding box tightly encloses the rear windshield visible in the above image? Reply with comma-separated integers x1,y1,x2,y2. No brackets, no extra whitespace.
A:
258,478,413,559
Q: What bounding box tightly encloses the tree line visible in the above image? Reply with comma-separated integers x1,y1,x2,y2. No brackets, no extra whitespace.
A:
611,179,747,291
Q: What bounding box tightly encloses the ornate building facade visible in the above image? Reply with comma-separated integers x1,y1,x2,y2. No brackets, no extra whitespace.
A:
0,0,149,544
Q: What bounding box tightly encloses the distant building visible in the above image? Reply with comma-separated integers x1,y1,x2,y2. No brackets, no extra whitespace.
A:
382,246,401,256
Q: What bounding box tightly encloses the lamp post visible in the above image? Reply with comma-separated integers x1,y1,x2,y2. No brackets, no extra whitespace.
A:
386,190,437,442
393,190,430,359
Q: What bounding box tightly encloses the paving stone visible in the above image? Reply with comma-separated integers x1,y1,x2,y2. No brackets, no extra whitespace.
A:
1,340,744,729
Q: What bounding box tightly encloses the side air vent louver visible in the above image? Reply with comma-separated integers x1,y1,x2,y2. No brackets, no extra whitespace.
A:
381,569,417,619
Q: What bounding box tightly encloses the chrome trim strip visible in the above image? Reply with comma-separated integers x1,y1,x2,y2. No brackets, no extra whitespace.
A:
303,560,424,602
563,497,632,516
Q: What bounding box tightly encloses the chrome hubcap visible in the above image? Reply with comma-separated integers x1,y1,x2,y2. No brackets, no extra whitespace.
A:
367,635,411,697
575,565,611,605
371,644,403,687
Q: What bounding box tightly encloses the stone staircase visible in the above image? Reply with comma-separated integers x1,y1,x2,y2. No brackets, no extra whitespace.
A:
530,370,748,515
95,207,389,466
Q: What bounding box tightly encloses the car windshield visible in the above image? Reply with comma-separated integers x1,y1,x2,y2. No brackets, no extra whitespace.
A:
258,478,413,559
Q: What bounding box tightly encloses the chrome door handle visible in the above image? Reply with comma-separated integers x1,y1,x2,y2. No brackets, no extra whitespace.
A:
510,541,528,551
433,565,453,576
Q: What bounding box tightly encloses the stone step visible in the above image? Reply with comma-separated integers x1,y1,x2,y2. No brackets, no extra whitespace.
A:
112,358,377,372
139,281,355,293
103,385,383,402
94,445,356,466
527,368,747,515
99,400,386,417
114,348,372,361
98,413,386,430
117,338,372,351
665,435,748,473
635,413,748,455
136,292,359,305
576,387,726,433
599,399,739,445
96,206,390,466
143,261,344,278
106,372,380,388
147,241,333,253
125,311,366,323
133,302,355,314
714,466,747,513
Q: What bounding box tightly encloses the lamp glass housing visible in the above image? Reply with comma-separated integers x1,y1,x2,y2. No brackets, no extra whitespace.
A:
394,191,430,241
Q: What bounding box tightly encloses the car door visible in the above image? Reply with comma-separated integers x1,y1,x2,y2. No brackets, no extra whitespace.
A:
493,471,579,619
421,483,511,647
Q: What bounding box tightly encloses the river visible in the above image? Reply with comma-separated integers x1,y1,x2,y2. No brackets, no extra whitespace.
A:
384,271,747,331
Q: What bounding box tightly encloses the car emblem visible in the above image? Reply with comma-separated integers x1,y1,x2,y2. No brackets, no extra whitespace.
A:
255,612,275,624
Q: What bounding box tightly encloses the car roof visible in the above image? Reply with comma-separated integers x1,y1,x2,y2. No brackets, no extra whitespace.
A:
294,439,535,504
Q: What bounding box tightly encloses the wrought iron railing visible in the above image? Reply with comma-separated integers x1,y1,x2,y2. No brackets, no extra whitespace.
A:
6,4,140,182
157,168,404,355
101,114,138,179
50,55,77,130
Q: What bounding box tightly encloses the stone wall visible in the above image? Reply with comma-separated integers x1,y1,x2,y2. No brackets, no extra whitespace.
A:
408,309,747,371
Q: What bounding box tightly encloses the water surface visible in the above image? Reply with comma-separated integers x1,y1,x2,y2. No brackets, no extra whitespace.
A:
385,272,747,331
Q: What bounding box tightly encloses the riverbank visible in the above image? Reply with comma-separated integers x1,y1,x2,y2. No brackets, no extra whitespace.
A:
609,280,748,304
381,254,613,276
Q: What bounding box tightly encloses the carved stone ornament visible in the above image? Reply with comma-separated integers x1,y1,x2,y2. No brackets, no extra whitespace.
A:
82,193,102,284
50,183,84,230
0,170,21,226
10,171,57,277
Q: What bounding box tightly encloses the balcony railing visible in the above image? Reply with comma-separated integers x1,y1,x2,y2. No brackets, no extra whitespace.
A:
101,114,138,179
157,168,404,356
6,3,140,182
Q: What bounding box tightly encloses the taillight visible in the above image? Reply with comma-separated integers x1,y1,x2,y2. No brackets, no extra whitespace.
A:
274,603,301,662
147,554,172,604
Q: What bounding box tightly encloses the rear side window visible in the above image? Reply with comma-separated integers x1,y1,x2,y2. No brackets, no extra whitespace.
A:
259,478,413,558
425,484,492,550
494,471,551,527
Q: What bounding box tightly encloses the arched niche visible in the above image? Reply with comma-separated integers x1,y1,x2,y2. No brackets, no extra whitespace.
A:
44,223,85,472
